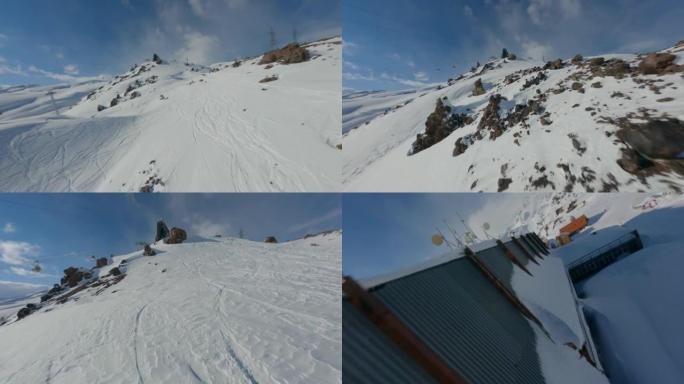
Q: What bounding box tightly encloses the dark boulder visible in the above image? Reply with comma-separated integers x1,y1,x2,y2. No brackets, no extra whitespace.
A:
571,54,583,64
472,78,486,96
544,59,564,70
410,99,473,155
164,227,187,244
152,53,163,65
264,236,278,243
259,43,310,65
17,307,32,319
109,267,122,276
616,118,684,159
62,267,88,287
589,57,605,66
478,94,506,140
96,257,108,268
155,221,170,242
143,244,156,256
638,53,682,75
97,105,107,112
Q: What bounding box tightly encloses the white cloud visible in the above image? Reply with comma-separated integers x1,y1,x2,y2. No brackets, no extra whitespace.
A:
190,219,232,238
3,223,15,234
344,60,359,70
0,33,7,48
8,266,51,278
63,64,79,75
464,5,474,18
0,240,39,266
188,0,208,17
343,71,376,81
413,71,429,81
55,52,64,60
0,280,47,300
527,0,581,26
27,65,108,83
288,207,341,233
380,72,438,89
520,39,553,60
0,63,26,76
174,31,221,64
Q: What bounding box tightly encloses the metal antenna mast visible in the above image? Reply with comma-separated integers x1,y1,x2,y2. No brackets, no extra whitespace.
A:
269,27,277,50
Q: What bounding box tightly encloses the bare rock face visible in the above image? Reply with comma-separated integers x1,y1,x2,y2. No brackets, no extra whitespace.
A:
410,99,473,155
478,94,505,140
61,267,91,288
571,54,583,64
472,78,486,96
264,236,278,243
96,257,108,268
544,59,564,70
155,221,170,242
616,118,684,159
259,43,310,65
638,53,683,75
165,227,187,244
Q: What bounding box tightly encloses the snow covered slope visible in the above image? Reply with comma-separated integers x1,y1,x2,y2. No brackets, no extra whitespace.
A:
343,41,684,192
0,37,341,192
509,192,684,383
0,232,342,383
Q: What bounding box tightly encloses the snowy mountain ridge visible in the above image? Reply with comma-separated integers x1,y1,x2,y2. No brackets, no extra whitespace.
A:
0,231,342,383
343,40,684,192
0,37,342,192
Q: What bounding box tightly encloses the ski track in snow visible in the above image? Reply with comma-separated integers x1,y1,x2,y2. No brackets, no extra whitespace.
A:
0,37,341,192
0,234,342,384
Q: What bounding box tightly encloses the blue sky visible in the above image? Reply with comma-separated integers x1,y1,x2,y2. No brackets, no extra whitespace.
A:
343,0,684,91
0,0,340,85
343,193,535,279
0,193,341,299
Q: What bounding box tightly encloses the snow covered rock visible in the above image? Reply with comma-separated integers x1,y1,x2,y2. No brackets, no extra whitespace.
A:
343,40,684,192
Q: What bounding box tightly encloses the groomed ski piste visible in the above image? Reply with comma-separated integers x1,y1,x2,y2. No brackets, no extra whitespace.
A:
343,41,684,192
0,231,342,384
0,37,341,192
510,192,684,383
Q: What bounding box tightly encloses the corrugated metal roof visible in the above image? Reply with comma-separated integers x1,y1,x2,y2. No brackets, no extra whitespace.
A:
343,301,437,384
343,234,599,384
371,258,545,384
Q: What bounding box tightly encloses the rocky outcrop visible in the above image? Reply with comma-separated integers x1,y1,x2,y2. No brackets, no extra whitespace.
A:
410,99,473,155
616,118,684,160
637,53,683,75
544,59,564,70
165,228,187,244
96,257,108,268
259,43,310,65
61,267,92,288
264,236,278,243
152,53,163,65
156,221,170,242
478,95,505,140
472,78,486,96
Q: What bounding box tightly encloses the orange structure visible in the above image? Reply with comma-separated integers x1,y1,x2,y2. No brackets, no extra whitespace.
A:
559,215,588,236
